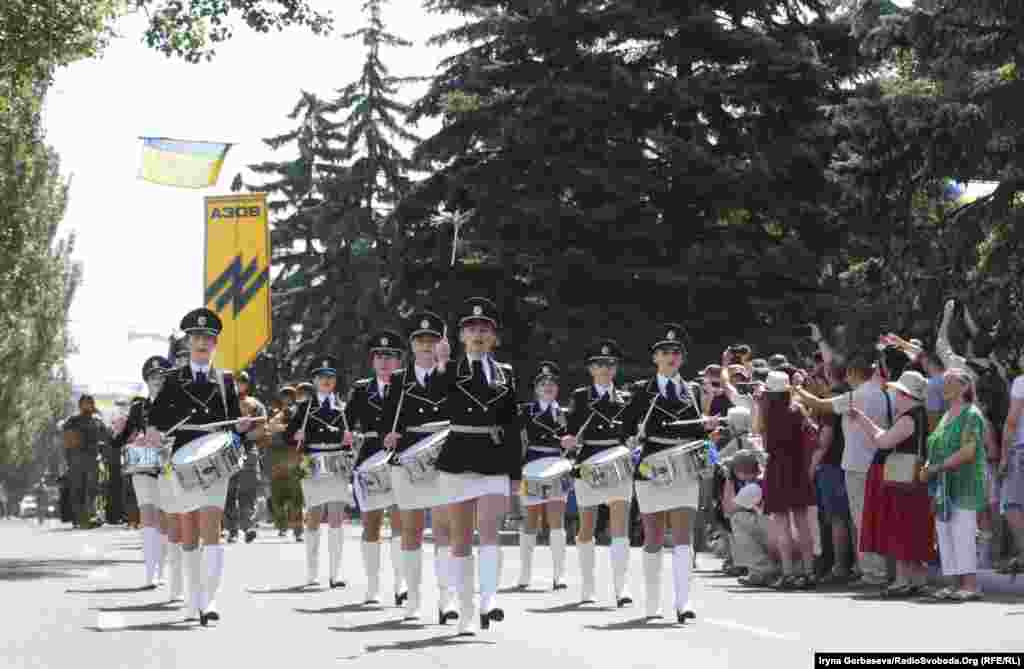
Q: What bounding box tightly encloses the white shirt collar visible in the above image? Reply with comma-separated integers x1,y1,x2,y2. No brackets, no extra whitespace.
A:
316,392,335,409
657,374,683,394
190,362,210,375
466,354,493,383
593,384,612,398
538,399,555,413
415,365,432,385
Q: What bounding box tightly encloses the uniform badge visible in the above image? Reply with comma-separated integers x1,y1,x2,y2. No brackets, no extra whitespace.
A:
322,359,329,368
421,319,430,329
380,337,388,346
601,345,610,355
542,365,551,375
198,315,207,327
473,305,483,316
667,330,676,341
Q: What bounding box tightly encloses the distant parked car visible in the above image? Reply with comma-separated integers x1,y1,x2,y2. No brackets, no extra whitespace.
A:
19,496,38,518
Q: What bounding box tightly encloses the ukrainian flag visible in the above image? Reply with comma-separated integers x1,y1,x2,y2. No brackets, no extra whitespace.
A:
137,137,232,188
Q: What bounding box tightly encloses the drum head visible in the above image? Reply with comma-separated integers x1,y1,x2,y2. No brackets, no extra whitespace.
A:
582,446,629,465
172,433,229,464
524,457,573,478
359,449,392,471
405,428,450,457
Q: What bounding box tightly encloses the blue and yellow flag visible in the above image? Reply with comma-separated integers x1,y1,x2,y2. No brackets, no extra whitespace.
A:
138,137,232,188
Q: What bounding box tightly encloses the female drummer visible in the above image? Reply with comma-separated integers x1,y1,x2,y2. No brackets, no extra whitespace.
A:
285,355,355,589
346,331,406,608
432,297,522,636
381,311,459,624
112,355,173,589
624,324,714,624
560,340,634,607
517,361,570,590
149,308,255,626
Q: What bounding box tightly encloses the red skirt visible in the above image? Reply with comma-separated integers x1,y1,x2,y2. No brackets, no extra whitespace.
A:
859,463,934,563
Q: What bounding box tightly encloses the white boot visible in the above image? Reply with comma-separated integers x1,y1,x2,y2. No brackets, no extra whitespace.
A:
183,548,202,622
202,544,224,622
305,528,320,585
518,533,536,588
328,527,344,587
673,545,695,623
156,532,168,585
403,548,423,620
142,527,159,587
435,545,457,623
578,541,596,603
478,545,502,628
550,529,567,589
167,543,184,603
454,554,477,636
611,537,632,606
643,549,663,619
391,536,407,606
361,540,381,603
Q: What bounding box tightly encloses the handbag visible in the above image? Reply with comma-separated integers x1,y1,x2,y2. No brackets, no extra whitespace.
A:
884,405,927,488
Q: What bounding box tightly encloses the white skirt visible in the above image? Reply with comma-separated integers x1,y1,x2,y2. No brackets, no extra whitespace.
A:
354,476,395,513
168,473,230,513
392,466,448,511
157,475,177,514
301,476,353,509
522,487,568,508
132,474,160,508
635,479,698,514
574,476,633,509
439,472,510,505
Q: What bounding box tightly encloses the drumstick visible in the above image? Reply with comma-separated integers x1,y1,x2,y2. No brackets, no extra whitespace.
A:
164,411,197,437
668,416,728,427
388,369,408,444
179,416,267,432
296,396,313,451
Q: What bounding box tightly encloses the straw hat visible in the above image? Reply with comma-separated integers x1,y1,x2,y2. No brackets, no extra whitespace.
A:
765,371,790,393
886,370,927,402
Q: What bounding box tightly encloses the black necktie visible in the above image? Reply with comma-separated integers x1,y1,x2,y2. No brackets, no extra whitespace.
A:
665,380,678,402
320,397,330,412
381,384,388,399
195,370,206,385
472,360,486,386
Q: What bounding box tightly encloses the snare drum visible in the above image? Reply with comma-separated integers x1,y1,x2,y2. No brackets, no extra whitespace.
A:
172,432,245,491
397,428,449,484
307,450,355,480
123,446,165,475
638,441,709,488
521,457,574,505
354,450,394,512
578,446,634,490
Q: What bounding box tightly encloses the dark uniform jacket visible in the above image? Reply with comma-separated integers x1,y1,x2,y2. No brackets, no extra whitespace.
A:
64,413,112,456
344,378,391,468
520,400,567,466
381,365,449,458
565,386,632,464
112,399,157,477
284,394,347,455
621,377,706,480
432,355,523,480
149,366,242,455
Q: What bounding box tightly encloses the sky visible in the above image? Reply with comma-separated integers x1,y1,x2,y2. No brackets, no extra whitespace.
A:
48,2,461,393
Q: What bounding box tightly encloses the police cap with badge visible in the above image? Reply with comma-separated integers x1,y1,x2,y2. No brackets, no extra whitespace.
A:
180,307,223,336
585,339,623,365
368,330,404,356
459,296,499,329
533,361,560,386
141,356,173,380
651,322,687,354
408,311,445,340
310,355,341,378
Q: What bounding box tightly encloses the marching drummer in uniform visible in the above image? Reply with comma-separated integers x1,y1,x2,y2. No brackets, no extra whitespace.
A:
517,361,570,591
432,297,522,636
112,355,173,589
346,332,407,608
285,355,355,589
382,311,459,625
624,323,712,623
149,308,256,625
560,340,635,608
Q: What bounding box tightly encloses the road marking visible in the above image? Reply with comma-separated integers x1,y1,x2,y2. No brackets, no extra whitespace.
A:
704,617,800,642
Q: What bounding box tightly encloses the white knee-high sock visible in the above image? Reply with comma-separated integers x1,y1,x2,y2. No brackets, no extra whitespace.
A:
550,529,567,585
306,529,320,584
479,545,500,614
362,540,381,602
435,545,454,611
578,541,596,601
519,533,537,587
454,554,477,635
391,536,406,594
672,545,692,613
168,543,184,602
611,537,630,599
643,549,663,618
403,548,423,618
156,532,168,582
142,527,159,585
183,548,202,618
202,544,224,612
328,527,343,583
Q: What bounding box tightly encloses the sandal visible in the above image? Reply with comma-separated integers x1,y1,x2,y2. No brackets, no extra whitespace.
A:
739,574,776,587
952,590,983,602
880,583,912,599
929,586,958,601
771,574,799,591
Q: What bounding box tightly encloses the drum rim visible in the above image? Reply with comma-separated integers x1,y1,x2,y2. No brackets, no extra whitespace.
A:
523,456,574,478
581,445,630,464
172,432,233,463
359,450,393,469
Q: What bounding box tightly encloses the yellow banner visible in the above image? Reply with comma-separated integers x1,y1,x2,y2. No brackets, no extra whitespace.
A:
203,193,272,372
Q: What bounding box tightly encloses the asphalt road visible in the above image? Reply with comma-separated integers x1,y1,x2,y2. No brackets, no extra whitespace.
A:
2,518,1023,669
